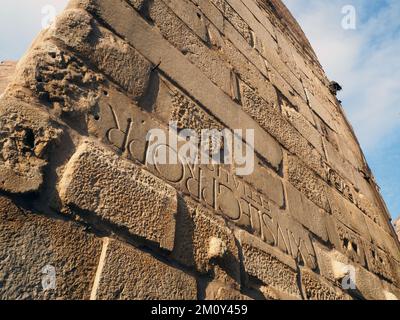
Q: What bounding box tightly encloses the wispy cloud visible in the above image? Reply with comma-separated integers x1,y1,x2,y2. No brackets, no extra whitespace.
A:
284,0,400,219
284,0,400,151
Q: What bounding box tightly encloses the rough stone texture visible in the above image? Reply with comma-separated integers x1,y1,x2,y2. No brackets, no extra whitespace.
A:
0,0,399,300
172,198,241,283
59,141,178,251
300,268,351,300
0,61,16,95
235,230,302,299
0,98,63,193
204,280,252,300
395,218,400,241
0,196,102,300
92,238,197,300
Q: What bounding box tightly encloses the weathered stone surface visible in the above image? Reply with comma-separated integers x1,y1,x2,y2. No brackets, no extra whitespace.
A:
287,154,330,212
172,198,241,282
9,39,104,115
53,8,153,102
0,0,399,300
285,182,329,241
235,230,302,299
71,0,283,170
0,61,16,95
59,141,178,251
204,280,252,300
395,218,400,241
327,187,371,241
92,238,197,300
0,98,63,193
0,196,102,300
331,219,367,268
144,0,232,96
313,241,352,284
300,268,351,300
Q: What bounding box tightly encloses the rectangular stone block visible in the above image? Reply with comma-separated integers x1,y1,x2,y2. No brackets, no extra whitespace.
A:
147,0,232,96
223,19,268,77
162,0,209,42
324,139,357,186
52,8,152,102
281,95,323,154
240,0,276,38
197,0,224,31
59,141,178,251
218,32,273,102
198,0,270,84
76,0,283,170
172,198,241,282
364,241,397,284
285,182,329,241
223,0,253,45
327,187,371,241
332,219,367,267
287,154,330,212
235,229,302,299
305,87,339,133
365,216,400,260
0,196,102,300
354,265,386,300
92,238,197,299
241,83,324,177
243,159,284,208
300,268,351,300
313,241,351,283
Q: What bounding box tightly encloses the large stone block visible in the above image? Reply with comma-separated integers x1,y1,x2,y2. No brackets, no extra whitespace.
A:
145,0,232,96
172,198,241,283
0,98,62,193
52,8,153,102
300,268,351,300
285,182,329,242
71,0,283,170
327,187,371,241
240,82,324,177
59,141,178,251
92,238,197,300
0,196,102,300
287,154,330,212
10,39,104,115
313,241,352,284
235,230,302,299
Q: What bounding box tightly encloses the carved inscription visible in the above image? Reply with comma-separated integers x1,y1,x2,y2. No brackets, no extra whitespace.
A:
325,167,381,226
91,96,317,269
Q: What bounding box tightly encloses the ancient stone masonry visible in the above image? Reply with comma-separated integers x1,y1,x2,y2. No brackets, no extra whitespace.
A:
395,218,400,242
0,0,399,300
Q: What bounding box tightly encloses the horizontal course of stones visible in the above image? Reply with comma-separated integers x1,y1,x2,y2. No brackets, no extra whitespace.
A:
0,0,399,300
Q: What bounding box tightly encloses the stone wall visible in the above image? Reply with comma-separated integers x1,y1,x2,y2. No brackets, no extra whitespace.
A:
395,218,400,242
0,0,399,300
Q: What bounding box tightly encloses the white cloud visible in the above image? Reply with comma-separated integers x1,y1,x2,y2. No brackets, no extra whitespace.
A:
284,0,400,151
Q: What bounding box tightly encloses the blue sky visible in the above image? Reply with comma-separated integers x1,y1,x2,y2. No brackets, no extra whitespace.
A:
284,0,400,221
0,1,398,220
